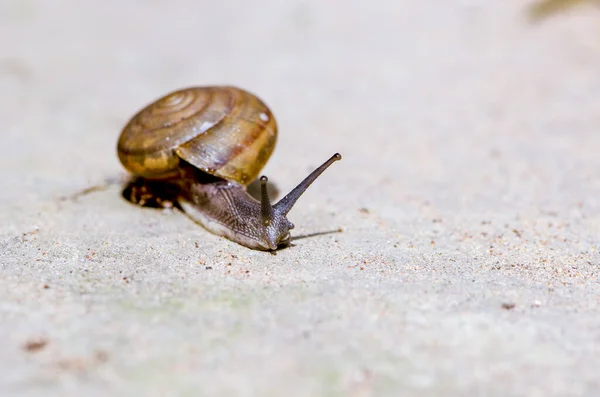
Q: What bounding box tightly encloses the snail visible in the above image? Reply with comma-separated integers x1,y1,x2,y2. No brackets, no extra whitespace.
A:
117,86,341,251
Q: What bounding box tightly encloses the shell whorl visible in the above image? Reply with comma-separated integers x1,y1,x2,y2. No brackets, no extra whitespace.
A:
117,86,278,184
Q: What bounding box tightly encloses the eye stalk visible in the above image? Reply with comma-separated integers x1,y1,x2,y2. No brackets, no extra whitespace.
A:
258,153,342,250
260,176,274,227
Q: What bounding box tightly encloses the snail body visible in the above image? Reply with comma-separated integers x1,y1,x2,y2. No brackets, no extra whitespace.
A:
117,86,341,251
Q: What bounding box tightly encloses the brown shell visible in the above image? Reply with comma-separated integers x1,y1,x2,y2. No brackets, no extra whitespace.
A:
117,86,278,185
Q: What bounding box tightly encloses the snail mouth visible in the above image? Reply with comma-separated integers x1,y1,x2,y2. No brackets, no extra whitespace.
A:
262,230,284,252
267,233,291,252
266,237,278,252
279,233,292,247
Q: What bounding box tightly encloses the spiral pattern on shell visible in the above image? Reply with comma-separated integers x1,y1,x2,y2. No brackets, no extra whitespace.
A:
117,86,278,184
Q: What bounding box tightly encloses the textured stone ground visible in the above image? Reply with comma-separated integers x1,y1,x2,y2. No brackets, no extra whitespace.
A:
1,1,600,396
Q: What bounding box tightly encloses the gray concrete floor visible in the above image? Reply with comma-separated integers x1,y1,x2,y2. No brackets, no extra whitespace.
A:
1,1,600,396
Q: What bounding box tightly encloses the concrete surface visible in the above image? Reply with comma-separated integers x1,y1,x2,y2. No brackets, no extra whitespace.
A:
1,1,600,396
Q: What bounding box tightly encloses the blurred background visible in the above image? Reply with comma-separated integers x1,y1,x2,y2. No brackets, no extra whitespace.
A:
2,0,600,218
2,0,600,215
2,0,600,395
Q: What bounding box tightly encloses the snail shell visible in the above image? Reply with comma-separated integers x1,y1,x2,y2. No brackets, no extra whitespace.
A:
117,86,277,185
